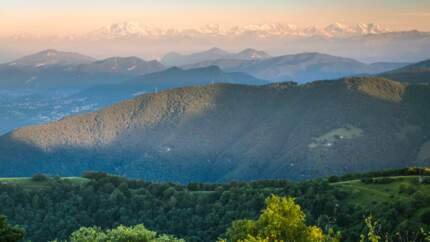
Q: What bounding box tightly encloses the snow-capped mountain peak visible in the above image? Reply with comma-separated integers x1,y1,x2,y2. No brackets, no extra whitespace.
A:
86,21,163,40
354,23,390,35
80,21,392,40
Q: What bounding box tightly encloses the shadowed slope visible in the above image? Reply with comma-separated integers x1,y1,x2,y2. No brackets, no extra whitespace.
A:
0,77,429,182
381,59,430,84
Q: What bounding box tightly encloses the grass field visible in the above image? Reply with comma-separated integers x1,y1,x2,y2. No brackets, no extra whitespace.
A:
334,176,428,204
333,175,430,226
0,177,89,189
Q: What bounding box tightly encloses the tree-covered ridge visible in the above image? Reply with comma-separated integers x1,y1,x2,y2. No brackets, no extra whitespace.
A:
381,59,430,84
0,168,429,242
1,77,430,182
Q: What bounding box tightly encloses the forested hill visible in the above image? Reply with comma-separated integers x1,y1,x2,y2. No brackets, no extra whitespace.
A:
380,59,430,84
0,168,429,242
0,77,430,182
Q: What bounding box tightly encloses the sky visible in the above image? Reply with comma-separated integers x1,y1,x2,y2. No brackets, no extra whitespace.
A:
1,0,430,35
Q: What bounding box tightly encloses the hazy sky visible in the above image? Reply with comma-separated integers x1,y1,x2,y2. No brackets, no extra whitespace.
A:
1,0,430,35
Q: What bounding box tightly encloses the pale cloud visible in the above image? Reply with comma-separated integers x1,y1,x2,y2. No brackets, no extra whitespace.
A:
402,12,430,17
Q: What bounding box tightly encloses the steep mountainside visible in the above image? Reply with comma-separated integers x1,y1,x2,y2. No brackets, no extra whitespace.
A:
381,59,430,84
184,52,395,83
0,77,429,182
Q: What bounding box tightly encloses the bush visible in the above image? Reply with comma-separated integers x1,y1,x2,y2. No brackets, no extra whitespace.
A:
361,178,374,184
328,176,339,183
0,214,25,242
398,184,417,195
82,171,109,180
421,210,430,225
374,177,394,184
421,177,430,184
31,173,49,182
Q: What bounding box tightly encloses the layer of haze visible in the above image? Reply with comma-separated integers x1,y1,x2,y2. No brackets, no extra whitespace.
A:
2,0,430,36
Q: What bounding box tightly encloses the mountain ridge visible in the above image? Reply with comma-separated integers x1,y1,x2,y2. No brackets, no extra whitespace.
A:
183,52,395,82
0,50,166,89
10,49,96,67
1,77,429,182
161,48,270,66
73,65,268,107
380,59,430,84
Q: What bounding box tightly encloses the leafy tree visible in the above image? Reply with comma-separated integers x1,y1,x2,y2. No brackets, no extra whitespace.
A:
65,224,184,242
0,214,25,242
359,216,382,242
223,195,339,242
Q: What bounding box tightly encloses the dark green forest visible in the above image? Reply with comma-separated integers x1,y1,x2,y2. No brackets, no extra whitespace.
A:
1,168,430,242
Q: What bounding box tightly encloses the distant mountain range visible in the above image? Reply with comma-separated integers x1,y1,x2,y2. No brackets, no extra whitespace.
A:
0,48,411,89
0,49,165,89
1,77,429,182
75,22,393,40
0,48,426,136
182,51,410,82
161,48,271,66
2,22,430,63
75,65,268,106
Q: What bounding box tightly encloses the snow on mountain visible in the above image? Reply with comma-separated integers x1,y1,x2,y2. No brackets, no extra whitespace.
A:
354,23,389,35
80,21,393,40
85,21,164,40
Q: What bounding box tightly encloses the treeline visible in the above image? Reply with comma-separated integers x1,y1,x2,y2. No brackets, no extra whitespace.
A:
328,167,430,183
0,170,429,241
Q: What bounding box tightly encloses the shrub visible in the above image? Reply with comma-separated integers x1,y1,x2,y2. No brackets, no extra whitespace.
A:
398,184,417,195
82,171,109,180
421,210,430,225
361,178,374,184
0,214,25,242
31,173,49,182
328,176,339,183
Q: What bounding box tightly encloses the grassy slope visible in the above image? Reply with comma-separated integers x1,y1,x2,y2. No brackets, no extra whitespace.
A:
0,177,88,189
334,176,428,202
333,176,430,226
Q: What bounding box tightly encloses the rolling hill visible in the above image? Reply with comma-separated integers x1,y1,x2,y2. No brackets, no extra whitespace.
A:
74,65,268,107
0,50,165,89
161,48,270,66
184,52,403,83
381,59,430,84
0,77,429,182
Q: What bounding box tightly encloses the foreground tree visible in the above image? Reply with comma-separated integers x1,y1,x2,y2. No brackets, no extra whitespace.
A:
0,214,25,242
359,216,382,242
223,195,340,242
62,224,184,242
